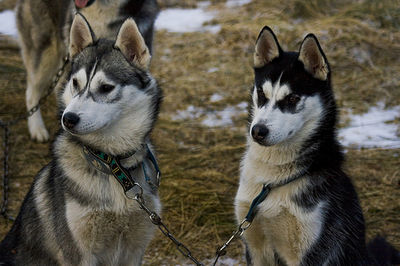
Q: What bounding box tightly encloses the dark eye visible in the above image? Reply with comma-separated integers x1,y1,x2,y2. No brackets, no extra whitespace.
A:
99,84,115,93
257,87,268,107
287,94,300,105
72,78,79,90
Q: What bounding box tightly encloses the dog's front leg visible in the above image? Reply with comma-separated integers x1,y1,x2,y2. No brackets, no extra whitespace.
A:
25,39,64,142
244,225,277,266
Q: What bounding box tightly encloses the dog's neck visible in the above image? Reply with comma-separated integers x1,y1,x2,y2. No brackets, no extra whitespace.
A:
84,143,148,171
244,137,318,185
247,139,306,166
59,132,150,171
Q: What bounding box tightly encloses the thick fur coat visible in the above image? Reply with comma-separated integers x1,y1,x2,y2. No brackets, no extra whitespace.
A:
0,15,162,265
235,26,399,266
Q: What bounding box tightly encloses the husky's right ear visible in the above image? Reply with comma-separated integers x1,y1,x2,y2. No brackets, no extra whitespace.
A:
69,13,95,58
115,18,151,70
254,26,281,68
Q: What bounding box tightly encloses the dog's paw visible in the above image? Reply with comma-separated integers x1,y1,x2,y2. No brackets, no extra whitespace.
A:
28,114,49,142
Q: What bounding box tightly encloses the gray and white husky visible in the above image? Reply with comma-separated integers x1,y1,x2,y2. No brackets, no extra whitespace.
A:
0,14,162,265
15,0,159,142
235,26,400,265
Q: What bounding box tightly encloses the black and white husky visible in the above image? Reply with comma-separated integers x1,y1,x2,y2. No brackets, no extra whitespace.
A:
235,26,400,265
0,14,162,265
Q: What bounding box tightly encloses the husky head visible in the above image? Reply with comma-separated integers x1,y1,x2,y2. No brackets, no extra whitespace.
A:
250,26,336,149
61,14,161,155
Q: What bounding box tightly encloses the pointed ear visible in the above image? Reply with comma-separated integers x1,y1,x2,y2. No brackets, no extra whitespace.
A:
254,26,281,68
298,34,329,80
115,18,151,70
69,13,95,58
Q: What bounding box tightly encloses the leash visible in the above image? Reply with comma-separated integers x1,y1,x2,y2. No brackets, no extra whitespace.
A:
213,172,306,266
0,56,69,220
83,144,204,266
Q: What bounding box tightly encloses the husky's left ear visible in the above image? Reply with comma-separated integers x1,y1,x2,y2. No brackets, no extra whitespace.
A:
115,18,151,70
298,34,329,81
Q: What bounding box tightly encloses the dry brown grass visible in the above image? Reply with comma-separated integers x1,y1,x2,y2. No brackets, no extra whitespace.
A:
0,0,399,265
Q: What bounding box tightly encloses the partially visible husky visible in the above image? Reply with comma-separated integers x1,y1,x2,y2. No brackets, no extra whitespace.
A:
0,14,162,265
16,0,159,142
235,26,400,265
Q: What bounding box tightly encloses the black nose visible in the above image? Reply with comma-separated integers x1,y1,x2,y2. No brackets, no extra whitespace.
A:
62,112,80,129
251,124,269,141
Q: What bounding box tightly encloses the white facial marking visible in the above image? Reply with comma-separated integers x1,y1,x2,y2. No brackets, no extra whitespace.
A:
251,78,323,146
63,68,87,105
89,70,119,100
62,70,121,134
61,68,155,140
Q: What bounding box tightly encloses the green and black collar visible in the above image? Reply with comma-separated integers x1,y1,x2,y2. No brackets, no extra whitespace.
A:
82,144,160,196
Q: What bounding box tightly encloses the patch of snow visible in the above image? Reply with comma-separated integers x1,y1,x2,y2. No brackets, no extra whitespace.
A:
204,24,221,34
350,47,372,64
171,105,204,121
210,93,223,102
226,0,252,8
155,5,220,33
202,102,247,127
207,67,219,73
0,10,17,37
339,102,400,149
215,257,241,266
197,1,211,8
181,257,241,266
202,106,236,127
172,102,247,127
236,101,248,110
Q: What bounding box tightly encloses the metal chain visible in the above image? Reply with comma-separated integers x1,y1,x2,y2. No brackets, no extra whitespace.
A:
213,219,252,266
8,56,70,126
0,56,69,220
2,54,252,263
129,187,204,266
0,125,11,219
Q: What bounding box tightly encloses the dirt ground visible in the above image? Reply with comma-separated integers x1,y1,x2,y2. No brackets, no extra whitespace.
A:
0,0,399,265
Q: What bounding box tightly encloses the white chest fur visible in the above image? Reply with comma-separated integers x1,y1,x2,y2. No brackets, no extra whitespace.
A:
235,148,324,266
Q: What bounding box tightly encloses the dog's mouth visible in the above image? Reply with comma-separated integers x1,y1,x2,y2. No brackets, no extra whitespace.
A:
74,0,95,9
63,122,108,136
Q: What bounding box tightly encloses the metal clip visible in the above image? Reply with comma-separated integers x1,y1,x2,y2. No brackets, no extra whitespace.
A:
125,183,143,200
213,218,252,266
238,219,251,235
